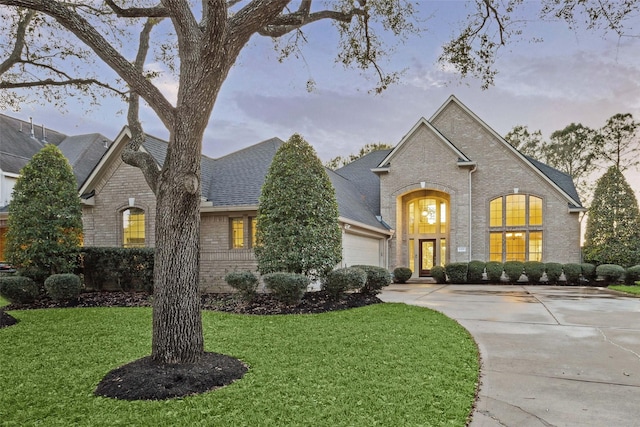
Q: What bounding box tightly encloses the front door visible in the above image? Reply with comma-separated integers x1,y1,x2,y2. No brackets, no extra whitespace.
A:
419,239,436,276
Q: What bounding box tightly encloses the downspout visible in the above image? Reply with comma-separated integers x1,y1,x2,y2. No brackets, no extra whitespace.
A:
468,164,478,262
385,229,395,270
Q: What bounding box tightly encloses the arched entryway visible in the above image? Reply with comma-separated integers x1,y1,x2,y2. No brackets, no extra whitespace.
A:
403,190,449,277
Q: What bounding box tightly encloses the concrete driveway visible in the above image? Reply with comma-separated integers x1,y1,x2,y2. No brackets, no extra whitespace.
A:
380,284,640,427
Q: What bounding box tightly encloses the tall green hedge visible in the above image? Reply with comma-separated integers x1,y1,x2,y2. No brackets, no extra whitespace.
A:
81,247,154,292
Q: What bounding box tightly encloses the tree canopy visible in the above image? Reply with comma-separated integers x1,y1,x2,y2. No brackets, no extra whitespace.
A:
583,166,640,267
255,134,342,279
6,144,83,283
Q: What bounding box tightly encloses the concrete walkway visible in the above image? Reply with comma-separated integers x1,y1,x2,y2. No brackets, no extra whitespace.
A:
380,284,640,427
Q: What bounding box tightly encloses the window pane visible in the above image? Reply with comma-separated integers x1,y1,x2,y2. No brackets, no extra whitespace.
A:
439,238,446,267
490,198,502,227
408,202,415,234
529,196,543,226
408,239,414,273
529,231,543,261
440,202,447,234
419,199,437,234
505,195,526,226
231,218,244,249
490,232,502,262
505,232,526,261
123,208,145,248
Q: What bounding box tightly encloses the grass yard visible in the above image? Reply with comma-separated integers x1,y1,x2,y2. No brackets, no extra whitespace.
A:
609,285,640,296
0,295,8,307
0,303,478,426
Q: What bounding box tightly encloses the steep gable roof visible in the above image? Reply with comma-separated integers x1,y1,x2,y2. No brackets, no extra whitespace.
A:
334,149,391,215
375,117,472,170
430,95,584,209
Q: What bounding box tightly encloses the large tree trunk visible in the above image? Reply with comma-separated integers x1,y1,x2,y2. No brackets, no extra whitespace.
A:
151,109,207,364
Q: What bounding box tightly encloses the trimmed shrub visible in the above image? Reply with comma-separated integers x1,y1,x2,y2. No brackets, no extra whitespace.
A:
625,265,640,285
81,247,154,292
393,267,412,284
467,260,486,284
431,266,446,284
225,271,259,301
263,272,310,305
44,274,82,301
581,263,596,281
523,261,545,284
562,263,582,286
0,276,39,304
351,265,392,295
596,264,625,285
324,267,367,299
445,263,468,284
504,261,524,284
485,261,503,283
545,263,563,284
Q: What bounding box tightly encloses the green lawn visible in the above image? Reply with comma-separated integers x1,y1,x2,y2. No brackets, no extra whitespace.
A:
609,285,640,295
0,295,8,307
0,303,478,426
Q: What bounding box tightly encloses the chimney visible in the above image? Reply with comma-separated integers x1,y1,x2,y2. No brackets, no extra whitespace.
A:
41,124,47,143
29,117,35,139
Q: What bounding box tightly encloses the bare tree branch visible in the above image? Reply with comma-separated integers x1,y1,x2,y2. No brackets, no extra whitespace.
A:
0,77,126,95
105,0,169,18
0,8,34,74
0,0,176,129
122,18,162,195
258,6,365,37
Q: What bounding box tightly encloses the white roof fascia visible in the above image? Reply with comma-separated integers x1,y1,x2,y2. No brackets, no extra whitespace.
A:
339,216,393,236
431,95,583,209
78,126,158,196
376,117,471,169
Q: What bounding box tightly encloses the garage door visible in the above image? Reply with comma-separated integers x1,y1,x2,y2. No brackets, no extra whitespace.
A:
343,233,381,267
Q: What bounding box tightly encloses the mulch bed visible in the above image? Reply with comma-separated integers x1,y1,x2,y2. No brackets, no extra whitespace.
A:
2,290,382,400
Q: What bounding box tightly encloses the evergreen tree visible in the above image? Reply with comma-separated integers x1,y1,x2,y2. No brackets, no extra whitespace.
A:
583,166,640,267
6,144,83,283
255,134,342,279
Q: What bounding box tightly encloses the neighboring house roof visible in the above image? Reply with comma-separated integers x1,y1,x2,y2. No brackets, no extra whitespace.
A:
334,149,392,216
0,113,110,187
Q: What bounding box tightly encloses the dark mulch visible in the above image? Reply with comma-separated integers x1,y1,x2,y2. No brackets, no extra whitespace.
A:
2,290,381,401
0,309,18,328
94,352,249,401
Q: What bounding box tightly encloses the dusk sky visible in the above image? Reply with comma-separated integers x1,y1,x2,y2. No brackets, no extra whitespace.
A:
3,1,640,199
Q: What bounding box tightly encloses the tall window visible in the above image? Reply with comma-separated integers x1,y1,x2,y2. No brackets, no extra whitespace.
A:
123,208,145,248
230,216,258,249
489,195,543,262
231,218,244,249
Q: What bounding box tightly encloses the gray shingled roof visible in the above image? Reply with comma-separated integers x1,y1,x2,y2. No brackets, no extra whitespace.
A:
525,155,583,208
334,149,392,216
0,113,110,188
58,134,111,187
327,168,390,230
207,138,284,205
